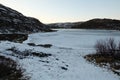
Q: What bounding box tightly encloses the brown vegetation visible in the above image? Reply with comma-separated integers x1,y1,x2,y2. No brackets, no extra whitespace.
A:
0,55,27,80
0,34,28,43
84,38,120,75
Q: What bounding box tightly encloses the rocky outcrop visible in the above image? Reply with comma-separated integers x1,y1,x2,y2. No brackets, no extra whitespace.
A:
0,4,51,34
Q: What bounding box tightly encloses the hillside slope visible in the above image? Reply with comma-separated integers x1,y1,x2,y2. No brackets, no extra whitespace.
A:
0,4,51,33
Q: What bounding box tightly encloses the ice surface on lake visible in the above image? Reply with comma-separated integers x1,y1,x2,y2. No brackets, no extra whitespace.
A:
25,29,120,54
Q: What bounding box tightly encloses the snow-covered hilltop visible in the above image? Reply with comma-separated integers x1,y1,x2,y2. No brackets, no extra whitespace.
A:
0,4,51,34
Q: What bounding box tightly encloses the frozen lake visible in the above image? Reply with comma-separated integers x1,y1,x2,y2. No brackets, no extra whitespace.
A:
25,29,120,54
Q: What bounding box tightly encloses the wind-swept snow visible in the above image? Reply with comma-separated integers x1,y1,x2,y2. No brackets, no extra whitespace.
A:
1,29,120,80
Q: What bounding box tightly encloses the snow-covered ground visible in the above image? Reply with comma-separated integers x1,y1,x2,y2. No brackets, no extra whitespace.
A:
0,29,120,80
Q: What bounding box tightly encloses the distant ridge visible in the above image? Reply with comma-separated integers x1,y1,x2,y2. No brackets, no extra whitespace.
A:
48,18,120,30
72,18,120,30
0,4,51,34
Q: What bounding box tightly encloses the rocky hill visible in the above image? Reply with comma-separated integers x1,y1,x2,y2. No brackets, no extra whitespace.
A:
0,4,51,34
72,18,120,30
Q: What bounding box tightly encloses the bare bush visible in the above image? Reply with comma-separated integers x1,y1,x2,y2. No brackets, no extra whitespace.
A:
95,38,119,57
107,38,116,55
95,40,107,55
85,38,120,75
118,42,120,50
0,55,27,80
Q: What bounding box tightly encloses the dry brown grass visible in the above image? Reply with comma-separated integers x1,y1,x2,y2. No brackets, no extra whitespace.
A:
84,38,120,75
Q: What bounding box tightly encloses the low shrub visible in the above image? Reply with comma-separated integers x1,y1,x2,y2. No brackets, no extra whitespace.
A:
0,55,26,80
85,38,120,75
95,38,120,59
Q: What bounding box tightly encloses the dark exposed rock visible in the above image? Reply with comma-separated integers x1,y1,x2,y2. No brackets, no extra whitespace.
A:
61,66,68,70
37,44,52,48
0,4,52,34
27,43,36,46
0,34,28,43
39,60,49,63
32,52,52,57
27,43,52,48
56,58,59,61
7,47,52,59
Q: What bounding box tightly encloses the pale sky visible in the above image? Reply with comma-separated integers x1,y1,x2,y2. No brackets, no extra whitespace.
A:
0,0,120,23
